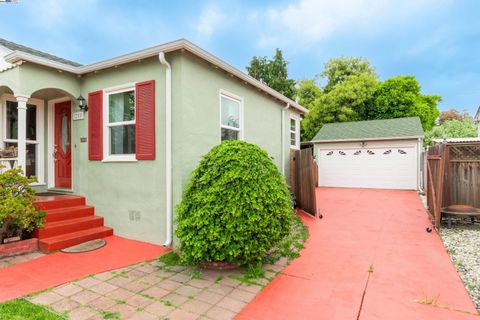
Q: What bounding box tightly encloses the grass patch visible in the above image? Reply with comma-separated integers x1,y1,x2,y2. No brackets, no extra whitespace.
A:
264,215,309,264
158,252,184,267
0,299,64,320
161,300,173,307
115,299,126,305
98,309,121,319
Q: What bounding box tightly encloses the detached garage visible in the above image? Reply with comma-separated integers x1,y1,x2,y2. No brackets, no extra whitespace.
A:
311,117,424,190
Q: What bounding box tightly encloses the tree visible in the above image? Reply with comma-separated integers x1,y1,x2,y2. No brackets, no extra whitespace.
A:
322,57,377,93
424,118,478,146
296,79,321,108
368,76,440,131
301,57,378,140
438,108,469,124
246,49,296,99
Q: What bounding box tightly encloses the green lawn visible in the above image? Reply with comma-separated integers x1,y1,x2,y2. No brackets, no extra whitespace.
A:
0,299,63,320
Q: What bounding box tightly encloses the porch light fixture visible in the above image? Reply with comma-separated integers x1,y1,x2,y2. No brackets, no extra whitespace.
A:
77,95,88,112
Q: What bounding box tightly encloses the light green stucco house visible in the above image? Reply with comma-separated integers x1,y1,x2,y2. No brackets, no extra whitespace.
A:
0,38,307,248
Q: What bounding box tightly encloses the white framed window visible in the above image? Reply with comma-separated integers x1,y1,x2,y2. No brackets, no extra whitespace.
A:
0,94,45,183
220,90,243,141
290,115,300,149
103,84,136,162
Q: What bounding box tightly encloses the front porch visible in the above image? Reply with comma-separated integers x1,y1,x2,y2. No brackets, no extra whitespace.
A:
0,87,78,191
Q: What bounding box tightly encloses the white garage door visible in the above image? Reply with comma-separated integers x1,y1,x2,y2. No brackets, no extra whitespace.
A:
318,146,417,190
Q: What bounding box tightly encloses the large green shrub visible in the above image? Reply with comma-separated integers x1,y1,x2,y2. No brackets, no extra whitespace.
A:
0,168,45,243
176,141,294,265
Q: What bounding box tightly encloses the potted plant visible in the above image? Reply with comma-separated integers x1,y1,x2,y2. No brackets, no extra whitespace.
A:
0,167,45,256
176,141,294,269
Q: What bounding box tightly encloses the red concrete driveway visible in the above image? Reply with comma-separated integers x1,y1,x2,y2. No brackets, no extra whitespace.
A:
238,188,479,320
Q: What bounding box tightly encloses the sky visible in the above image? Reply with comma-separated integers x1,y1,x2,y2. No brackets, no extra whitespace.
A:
0,0,479,115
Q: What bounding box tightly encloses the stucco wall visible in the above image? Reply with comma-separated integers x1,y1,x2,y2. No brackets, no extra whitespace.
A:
76,56,169,245
171,52,301,212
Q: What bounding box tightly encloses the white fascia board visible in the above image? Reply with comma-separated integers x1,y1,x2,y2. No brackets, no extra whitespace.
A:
310,136,424,144
5,39,308,114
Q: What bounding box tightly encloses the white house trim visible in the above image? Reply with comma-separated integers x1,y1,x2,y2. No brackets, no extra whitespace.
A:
4,39,308,114
1,93,45,185
289,114,300,150
102,83,137,163
219,89,244,142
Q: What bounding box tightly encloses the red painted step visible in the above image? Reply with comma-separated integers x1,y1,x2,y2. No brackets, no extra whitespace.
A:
34,195,114,253
36,216,104,239
38,227,114,253
42,205,95,223
34,195,86,211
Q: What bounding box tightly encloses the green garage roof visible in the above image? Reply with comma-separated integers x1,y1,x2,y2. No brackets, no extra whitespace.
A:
312,117,424,142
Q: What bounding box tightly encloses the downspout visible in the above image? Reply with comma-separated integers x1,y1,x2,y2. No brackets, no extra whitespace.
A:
281,103,290,176
159,52,172,247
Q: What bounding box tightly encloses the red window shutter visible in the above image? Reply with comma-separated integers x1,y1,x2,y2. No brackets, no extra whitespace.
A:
88,90,103,160
136,80,156,160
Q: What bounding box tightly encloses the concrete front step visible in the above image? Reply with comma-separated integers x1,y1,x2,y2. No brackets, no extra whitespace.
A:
36,216,105,239
41,205,95,223
38,227,114,253
34,194,113,253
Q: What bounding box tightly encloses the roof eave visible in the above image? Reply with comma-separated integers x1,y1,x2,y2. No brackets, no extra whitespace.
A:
4,39,308,114
310,136,424,143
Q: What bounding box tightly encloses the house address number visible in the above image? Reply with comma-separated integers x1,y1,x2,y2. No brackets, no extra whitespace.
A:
72,112,84,121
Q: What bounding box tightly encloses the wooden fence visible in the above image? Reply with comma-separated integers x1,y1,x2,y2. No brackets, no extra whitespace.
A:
290,148,318,217
426,142,480,228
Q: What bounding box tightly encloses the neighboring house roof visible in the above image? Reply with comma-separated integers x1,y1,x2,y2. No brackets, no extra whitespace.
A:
432,137,480,144
1,38,307,113
311,117,424,143
474,106,480,124
0,38,82,67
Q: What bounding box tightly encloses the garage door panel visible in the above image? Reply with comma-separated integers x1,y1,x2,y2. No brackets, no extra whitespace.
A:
318,147,417,190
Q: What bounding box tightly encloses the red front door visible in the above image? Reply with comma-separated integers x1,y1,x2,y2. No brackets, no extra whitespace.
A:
54,101,72,189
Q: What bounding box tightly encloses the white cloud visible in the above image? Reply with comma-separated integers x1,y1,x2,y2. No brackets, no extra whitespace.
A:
196,6,224,38
253,0,450,48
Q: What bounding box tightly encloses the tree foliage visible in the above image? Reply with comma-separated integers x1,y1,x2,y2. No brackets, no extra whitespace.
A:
247,49,296,99
176,141,293,266
296,79,321,108
301,57,378,140
0,168,45,243
424,118,478,146
369,76,440,131
438,108,469,124
300,58,441,141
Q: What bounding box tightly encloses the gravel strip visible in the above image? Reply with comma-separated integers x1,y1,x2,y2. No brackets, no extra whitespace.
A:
439,220,480,309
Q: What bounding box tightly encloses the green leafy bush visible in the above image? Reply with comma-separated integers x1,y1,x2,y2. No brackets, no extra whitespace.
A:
0,168,45,243
176,140,294,266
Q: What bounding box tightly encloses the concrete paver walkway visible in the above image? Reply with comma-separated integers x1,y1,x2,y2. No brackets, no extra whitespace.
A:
0,236,168,302
237,188,479,320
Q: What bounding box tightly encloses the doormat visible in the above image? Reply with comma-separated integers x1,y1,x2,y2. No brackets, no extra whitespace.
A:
60,239,106,253
36,192,67,197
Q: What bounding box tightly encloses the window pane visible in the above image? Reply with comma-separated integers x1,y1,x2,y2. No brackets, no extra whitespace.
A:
221,96,240,128
6,101,18,139
110,125,136,155
291,139,296,146
26,143,36,178
221,128,239,141
109,91,135,123
26,104,37,140
60,113,70,153
5,102,37,140
290,118,296,131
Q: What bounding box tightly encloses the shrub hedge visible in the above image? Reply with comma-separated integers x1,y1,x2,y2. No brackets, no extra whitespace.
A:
176,140,293,265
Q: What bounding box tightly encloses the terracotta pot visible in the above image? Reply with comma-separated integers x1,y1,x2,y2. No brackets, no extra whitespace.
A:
198,261,239,270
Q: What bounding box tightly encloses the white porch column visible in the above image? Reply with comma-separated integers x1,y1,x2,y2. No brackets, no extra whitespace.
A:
15,95,29,173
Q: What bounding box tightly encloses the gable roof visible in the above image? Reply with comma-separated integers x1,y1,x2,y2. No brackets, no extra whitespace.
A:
475,106,480,123
1,38,307,113
311,117,424,143
0,38,82,67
